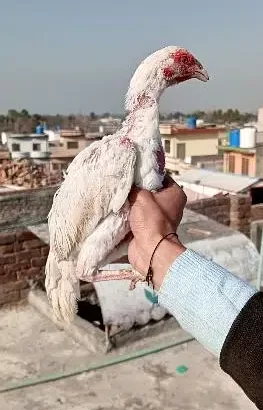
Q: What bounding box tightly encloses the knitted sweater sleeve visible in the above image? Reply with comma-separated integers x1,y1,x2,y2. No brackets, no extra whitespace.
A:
157,249,256,357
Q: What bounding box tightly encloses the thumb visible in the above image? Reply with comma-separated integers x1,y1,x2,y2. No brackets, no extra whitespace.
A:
128,187,154,206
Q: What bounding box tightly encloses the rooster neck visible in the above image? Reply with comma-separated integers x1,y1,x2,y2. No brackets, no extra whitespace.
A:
122,98,160,145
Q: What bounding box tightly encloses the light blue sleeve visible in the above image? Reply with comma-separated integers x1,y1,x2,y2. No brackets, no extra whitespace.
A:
158,249,257,357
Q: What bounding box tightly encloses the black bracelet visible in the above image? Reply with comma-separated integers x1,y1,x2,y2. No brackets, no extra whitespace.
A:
146,232,178,288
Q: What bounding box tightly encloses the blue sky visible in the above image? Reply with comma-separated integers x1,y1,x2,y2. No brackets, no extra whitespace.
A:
0,0,263,114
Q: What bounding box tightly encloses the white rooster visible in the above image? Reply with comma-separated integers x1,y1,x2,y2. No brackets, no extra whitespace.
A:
45,46,209,322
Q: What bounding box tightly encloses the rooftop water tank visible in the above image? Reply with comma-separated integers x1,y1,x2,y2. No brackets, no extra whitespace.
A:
196,119,204,127
240,127,256,149
187,117,197,129
36,125,44,134
229,129,240,147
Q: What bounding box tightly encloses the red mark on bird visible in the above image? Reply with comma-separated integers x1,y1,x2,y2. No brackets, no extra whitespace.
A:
172,50,196,66
163,67,175,79
156,147,165,174
120,137,132,148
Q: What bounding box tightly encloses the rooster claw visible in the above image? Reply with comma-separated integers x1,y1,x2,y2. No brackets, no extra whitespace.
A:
129,277,143,290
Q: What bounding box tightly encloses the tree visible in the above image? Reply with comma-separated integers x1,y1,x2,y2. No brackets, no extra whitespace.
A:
101,112,110,118
7,109,19,119
89,112,97,120
32,113,42,121
20,109,30,118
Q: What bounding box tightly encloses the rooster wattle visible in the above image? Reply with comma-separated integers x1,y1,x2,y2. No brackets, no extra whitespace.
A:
45,46,209,322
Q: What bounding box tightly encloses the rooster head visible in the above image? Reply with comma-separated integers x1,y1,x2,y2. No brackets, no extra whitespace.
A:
126,46,209,111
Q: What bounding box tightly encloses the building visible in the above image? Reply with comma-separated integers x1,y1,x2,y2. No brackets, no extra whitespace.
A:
0,144,9,163
173,168,262,203
221,108,263,178
2,132,49,162
160,123,226,173
256,107,263,178
86,118,121,135
221,127,257,177
222,146,256,177
49,127,102,171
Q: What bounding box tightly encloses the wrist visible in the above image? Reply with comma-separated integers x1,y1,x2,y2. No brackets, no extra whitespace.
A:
150,237,186,290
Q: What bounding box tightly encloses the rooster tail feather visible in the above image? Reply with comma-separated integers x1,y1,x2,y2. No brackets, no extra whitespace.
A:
45,251,80,322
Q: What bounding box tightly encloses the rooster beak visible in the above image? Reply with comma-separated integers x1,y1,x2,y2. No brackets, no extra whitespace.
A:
195,68,209,82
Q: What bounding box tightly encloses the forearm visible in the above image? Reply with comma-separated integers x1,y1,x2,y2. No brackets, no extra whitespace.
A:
152,242,263,407
152,244,256,357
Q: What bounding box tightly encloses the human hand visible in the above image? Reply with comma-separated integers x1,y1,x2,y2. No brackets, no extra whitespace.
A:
128,178,186,289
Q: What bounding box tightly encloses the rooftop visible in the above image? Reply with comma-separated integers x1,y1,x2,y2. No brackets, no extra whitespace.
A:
6,133,48,139
220,145,256,154
0,302,255,410
177,169,260,193
160,125,226,137
60,129,85,138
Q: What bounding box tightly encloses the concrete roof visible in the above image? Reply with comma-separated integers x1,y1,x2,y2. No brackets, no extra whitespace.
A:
0,304,255,409
6,133,48,138
178,169,260,193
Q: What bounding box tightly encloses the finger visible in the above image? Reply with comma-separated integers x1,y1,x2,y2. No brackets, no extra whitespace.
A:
128,187,153,206
128,187,141,206
154,184,187,207
162,173,176,188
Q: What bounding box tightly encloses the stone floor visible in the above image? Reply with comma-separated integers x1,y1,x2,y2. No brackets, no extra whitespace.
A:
0,304,255,410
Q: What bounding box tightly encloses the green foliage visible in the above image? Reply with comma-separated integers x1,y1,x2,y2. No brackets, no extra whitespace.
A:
0,108,257,136
20,109,30,118
7,109,20,119
89,112,97,120
161,109,257,124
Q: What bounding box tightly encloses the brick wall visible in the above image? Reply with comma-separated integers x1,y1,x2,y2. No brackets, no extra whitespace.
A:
0,229,48,306
229,195,251,237
186,196,230,226
0,186,57,228
251,204,263,222
186,194,251,236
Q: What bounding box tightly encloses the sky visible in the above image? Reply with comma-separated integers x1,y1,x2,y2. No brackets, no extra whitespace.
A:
0,0,263,115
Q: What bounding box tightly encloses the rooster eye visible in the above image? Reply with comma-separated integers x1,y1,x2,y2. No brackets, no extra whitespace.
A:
195,59,203,69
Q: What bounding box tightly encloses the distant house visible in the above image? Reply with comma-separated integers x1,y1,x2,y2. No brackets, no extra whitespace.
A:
220,108,263,178
222,146,257,178
159,123,226,172
0,143,9,163
49,128,102,172
2,132,49,162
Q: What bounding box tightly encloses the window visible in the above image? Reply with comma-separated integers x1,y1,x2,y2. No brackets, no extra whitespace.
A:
229,155,235,173
164,139,171,153
177,143,186,160
11,143,20,152
241,157,249,176
33,143,41,151
67,141,78,149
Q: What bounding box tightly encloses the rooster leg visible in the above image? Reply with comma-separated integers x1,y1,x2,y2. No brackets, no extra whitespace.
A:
76,206,144,285
105,325,114,353
100,238,130,265
76,207,130,281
